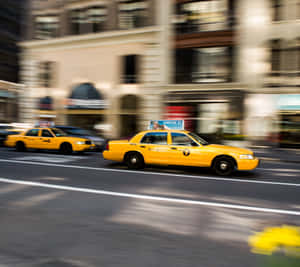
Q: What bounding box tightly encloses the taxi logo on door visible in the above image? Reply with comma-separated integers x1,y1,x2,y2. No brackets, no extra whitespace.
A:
183,149,190,156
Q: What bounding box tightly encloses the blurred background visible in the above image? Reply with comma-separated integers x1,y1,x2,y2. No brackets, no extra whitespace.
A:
1,0,300,147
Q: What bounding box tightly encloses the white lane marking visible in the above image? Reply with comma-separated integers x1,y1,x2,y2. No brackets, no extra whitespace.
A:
14,155,86,163
0,159,300,188
0,177,299,216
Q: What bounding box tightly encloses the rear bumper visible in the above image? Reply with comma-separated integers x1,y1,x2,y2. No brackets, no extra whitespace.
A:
237,158,260,171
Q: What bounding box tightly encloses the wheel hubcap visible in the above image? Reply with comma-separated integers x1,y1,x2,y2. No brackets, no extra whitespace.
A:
220,162,228,170
131,157,137,164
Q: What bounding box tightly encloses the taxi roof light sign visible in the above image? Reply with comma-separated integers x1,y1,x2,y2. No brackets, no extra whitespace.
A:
149,120,184,130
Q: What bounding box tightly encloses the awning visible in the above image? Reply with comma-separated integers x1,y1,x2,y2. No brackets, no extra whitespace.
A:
66,83,108,110
39,96,53,110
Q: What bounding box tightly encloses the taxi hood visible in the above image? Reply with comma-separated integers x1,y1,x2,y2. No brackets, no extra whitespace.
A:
205,144,253,155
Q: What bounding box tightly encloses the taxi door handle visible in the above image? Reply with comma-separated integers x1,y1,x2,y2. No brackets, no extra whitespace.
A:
140,145,146,148
171,147,177,150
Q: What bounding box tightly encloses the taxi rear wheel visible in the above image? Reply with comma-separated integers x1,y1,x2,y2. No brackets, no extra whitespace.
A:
213,157,235,176
125,152,144,170
16,141,26,152
60,143,73,155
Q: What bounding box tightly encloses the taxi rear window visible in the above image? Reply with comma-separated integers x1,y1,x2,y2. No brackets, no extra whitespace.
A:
140,132,168,145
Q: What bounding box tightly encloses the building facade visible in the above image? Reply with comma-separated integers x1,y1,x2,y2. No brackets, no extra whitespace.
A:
0,0,26,123
20,0,171,137
21,0,300,141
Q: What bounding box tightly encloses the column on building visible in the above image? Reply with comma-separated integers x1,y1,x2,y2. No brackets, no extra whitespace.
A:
237,0,274,142
19,52,39,124
140,0,173,130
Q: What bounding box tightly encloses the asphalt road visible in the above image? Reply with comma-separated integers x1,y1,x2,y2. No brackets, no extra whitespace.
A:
0,147,299,267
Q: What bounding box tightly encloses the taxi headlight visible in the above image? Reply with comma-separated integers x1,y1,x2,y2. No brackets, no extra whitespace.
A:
76,141,85,145
240,154,254,160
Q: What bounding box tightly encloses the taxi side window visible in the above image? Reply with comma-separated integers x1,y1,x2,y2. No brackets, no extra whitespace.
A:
41,129,53,137
171,133,198,146
25,129,39,137
140,132,168,145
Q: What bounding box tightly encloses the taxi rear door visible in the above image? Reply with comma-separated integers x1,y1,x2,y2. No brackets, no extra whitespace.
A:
138,132,170,165
22,129,41,149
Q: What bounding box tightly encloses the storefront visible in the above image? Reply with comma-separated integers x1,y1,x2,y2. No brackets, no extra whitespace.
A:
277,94,300,147
36,96,56,126
164,89,245,142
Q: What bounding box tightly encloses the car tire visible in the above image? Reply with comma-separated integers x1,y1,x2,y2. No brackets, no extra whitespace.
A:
60,143,73,155
125,152,145,170
16,141,26,152
213,157,235,176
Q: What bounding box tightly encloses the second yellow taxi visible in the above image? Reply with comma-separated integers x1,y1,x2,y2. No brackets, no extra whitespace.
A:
5,127,94,154
103,130,259,176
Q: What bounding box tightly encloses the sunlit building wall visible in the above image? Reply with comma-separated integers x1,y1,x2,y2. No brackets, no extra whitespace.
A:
20,0,170,137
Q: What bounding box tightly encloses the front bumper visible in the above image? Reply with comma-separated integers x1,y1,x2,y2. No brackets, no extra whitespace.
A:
237,157,260,171
73,144,95,152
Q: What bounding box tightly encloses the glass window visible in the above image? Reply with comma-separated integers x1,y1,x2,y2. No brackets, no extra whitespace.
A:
122,55,139,83
35,15,59,39
71,6,107,35
171,133,197,146
39,61,55,88
174,0,229,34
140,132,168,145
271,40,281,72
118,0,149,30
41,129,53,137
188,132,209,145
176,47,232,83
26,129,40,137
51,128,67,137
272,0,283,21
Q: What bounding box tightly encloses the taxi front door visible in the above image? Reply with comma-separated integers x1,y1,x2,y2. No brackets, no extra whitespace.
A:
168,133,208,167
39,129,55,149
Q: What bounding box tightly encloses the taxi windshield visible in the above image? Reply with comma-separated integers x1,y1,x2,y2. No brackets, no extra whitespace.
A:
188,132,209,145
51,128,67,137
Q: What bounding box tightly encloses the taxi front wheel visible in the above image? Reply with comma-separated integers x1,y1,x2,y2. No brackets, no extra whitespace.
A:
125,152,145,170
213,157,235,176
59,143,73,155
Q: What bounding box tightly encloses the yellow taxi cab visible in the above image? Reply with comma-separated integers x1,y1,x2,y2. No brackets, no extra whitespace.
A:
5,127,94,154
249,225,300,256
103,130,259,175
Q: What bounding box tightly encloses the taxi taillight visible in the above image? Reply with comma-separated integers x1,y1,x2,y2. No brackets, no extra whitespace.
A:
105,142,109,151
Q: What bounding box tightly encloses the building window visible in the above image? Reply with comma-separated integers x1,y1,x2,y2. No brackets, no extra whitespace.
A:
272,0,283,21
121,55,139,84
35,15,59,39
270,40,300,76
174,0,231,34
71,6,107,35
271,40,281,73
175,47,233,83
39,62,55,88
118,0,149,30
